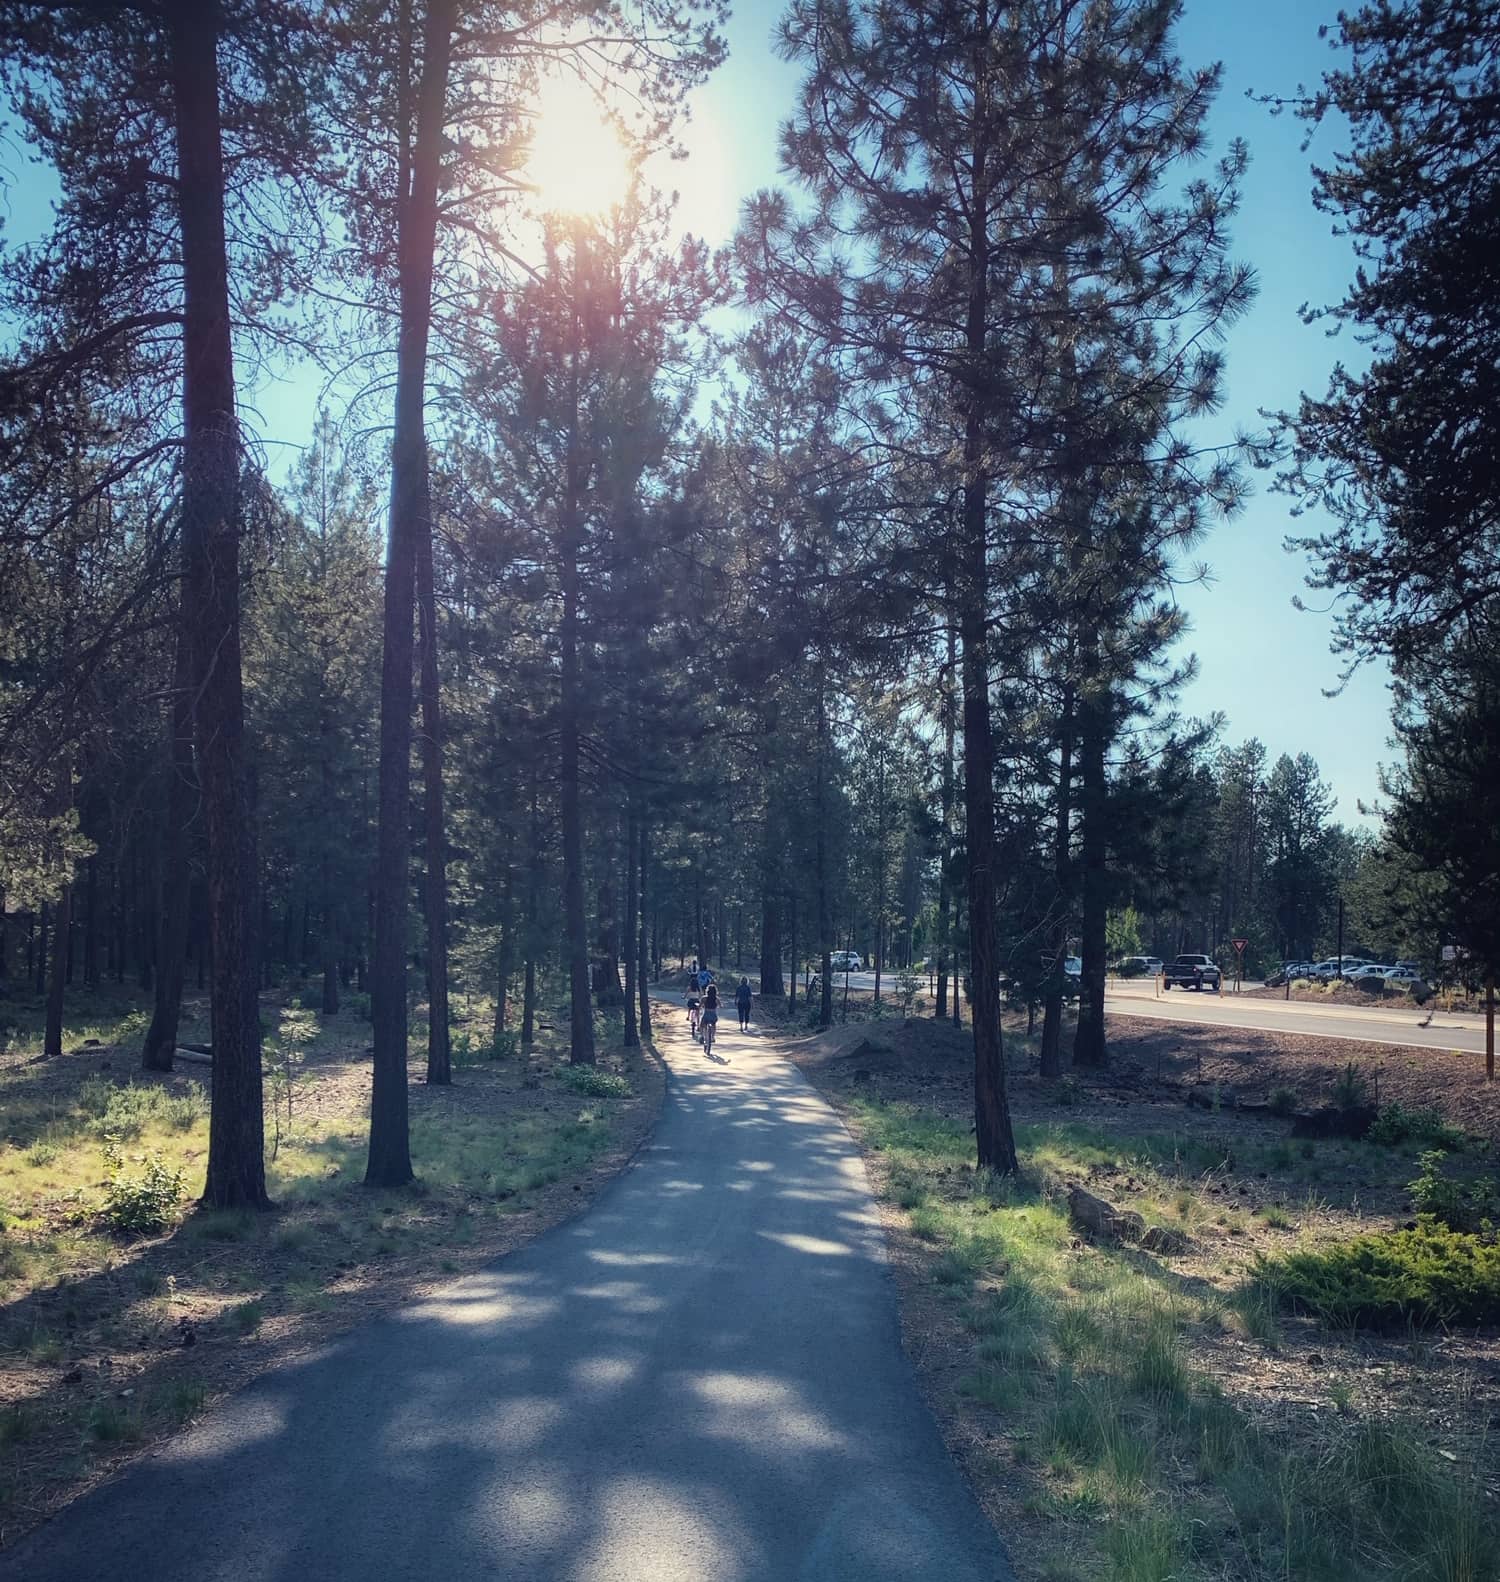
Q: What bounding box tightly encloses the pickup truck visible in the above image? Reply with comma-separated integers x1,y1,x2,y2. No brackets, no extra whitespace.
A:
1162,954,1221,992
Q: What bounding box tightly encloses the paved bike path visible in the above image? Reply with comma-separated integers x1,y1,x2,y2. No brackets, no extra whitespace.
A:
6,1012,1012,1582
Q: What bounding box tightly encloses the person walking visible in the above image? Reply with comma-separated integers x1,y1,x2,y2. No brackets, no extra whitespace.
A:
735,976,752,1031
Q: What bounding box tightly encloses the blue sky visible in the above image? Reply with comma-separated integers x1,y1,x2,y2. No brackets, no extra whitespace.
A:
1,0,1389,826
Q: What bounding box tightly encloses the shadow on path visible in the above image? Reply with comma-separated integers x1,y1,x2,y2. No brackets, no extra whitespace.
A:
6,1010,1013,1582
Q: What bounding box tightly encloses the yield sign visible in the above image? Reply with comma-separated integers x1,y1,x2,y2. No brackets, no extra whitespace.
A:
1232,938,1248,955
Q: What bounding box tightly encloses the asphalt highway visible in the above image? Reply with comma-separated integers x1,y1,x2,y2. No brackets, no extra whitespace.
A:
1102,978,1490,1055
5,1009,1012,1582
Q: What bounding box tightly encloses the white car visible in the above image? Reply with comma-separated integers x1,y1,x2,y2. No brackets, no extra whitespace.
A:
1063,956,1082,978
829,950,863,972
1348,963,1392,982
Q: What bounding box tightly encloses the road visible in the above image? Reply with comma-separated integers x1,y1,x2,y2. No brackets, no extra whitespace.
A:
6,1009,1013,1582
1101,978,1491,1054
824,969,1489,1055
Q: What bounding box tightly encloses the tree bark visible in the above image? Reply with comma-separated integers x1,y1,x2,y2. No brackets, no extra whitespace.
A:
816,667,834,1028
558,233,595,1066
936,620,955,1019
637,813,652,1039
1040,686,1075,1080
142,615,196,1071
368,0,456,1185
622,805,639,1047
494,832,515,1040
169,0,267,1208
319,694,340,1017
522,778,540,1047
417,501,449,1081
958,64,1018,1174
1072,703,1109,1069
44,891,70,1059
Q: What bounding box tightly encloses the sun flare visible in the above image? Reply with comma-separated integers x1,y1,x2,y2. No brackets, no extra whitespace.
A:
525,77,633,218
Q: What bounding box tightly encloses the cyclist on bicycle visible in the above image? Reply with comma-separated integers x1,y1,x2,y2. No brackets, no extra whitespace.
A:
686,986,701,1041
701,981,719,1056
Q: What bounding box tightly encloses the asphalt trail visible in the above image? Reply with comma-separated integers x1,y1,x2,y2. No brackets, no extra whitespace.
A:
6,1007,1012,1582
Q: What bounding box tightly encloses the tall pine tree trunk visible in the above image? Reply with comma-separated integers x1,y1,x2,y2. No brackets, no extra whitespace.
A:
142,616,195,1071
637,813,652,1039
759,735,784,994
1040,686,1075,1080
622,806,639,1048
816,666,833,1028
1072,699,1109,1069
368,0,455,1185
936,620,955,1019
44,768,72,1060
959,92,1017,1173
494,832,515,1039
319,695,340,1017
417,516,449,1080
169,0,266,1208
557,228,596,1065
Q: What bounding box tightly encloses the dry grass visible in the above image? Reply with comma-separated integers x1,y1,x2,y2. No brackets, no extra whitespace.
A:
0,982,664,1548
794,1014,1500,1582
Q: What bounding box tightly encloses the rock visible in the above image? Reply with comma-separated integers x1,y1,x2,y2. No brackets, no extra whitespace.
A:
83,1038,101,1047
1067,1184,1145,1243
1140,1224,1191,1256
844,1038,890,1062
1291,1104,1378,1141
1187,1084,1237,1111
62,1368,83,1384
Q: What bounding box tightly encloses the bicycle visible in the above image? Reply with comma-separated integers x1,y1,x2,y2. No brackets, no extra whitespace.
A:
687,1001,701,1041
701,1013,716,1060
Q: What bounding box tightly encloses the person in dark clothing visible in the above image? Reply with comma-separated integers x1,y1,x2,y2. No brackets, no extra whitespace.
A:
735,976,752,1031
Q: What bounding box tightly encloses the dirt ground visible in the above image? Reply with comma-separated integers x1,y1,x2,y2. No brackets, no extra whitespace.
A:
790,1011,1500,1582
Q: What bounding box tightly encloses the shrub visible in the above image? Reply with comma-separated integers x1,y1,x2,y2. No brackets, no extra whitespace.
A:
1331,1062,1368,1109
558,1065,631,1100
490,1030,518,1061
1368,1103,1466,1151
1268,1086,1298,1118
349,992,373,1022
1408,1150,1495,1232
1254,1220,1500,1328
100,1140,185,1235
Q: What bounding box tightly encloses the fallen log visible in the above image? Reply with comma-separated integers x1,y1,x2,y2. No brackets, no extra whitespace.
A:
173,1047,212,1066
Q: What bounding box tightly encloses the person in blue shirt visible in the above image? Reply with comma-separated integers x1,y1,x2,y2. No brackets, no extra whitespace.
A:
735,977,752,1031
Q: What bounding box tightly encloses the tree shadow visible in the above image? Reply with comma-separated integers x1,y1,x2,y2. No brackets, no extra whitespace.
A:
6,1039,1014,1582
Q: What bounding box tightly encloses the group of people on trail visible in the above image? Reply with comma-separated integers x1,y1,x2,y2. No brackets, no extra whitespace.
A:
685,964,753,1057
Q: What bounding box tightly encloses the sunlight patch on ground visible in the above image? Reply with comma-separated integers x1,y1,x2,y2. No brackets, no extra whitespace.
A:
756,1230,853,1258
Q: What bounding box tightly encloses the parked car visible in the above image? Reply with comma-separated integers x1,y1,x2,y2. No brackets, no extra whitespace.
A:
1143,956,1163,976
829,950,862,972
1348,963,1392,982
1163,953,1221,991
1115,956,1153,977
1393,960,1422,974
1384,966,1424,985
1311,957,1368,980
1063,955,1082,979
